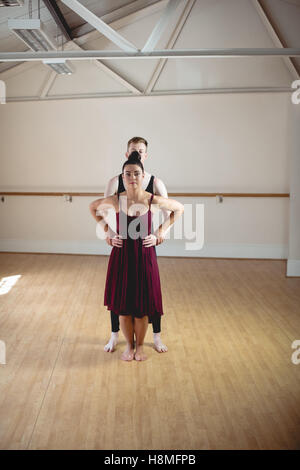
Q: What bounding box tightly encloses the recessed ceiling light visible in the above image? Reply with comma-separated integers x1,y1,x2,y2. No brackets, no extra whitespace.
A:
43,58,74,75
0,0,24,6
8,18,57,51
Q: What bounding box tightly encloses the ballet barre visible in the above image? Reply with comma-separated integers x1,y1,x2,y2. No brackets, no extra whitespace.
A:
0,192,290,198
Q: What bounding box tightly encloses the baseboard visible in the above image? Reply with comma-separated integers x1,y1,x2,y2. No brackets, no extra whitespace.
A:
0,239,288,259
287,259,300,277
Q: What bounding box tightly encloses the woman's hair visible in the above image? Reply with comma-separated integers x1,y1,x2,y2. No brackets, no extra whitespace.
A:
122,151,144,173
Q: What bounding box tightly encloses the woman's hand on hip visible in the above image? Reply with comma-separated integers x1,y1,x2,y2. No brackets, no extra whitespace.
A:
109,234,123,248
143,234,163,247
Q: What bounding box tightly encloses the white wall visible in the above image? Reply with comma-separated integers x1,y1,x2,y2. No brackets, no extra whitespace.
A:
0,92,290,258
287,98,300,276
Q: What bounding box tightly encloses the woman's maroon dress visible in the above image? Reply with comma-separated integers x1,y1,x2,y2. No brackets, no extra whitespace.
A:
104,193,163,319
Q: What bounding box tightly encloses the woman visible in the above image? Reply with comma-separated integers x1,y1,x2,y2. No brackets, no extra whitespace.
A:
89,151,184,361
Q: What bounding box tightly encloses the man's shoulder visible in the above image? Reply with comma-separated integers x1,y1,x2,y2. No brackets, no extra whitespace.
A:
104,174,120,197
110,174,121,182
153,176,168,197
106,174,120,186
153,175,164,184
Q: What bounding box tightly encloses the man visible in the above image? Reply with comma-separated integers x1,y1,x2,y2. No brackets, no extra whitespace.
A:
104,137,169,354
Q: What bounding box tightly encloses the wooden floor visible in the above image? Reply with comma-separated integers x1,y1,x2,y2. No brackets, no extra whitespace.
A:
0,252,300,450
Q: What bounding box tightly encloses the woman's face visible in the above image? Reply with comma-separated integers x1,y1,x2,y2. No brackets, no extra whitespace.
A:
123,164,144,189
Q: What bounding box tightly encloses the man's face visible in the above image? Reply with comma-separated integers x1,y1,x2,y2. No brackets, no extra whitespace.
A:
126,142,148,164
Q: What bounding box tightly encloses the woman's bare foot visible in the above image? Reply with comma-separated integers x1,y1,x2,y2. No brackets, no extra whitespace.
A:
121,346,135,361
135,346,147,361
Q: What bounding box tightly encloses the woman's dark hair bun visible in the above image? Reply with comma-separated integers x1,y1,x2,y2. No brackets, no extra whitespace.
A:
122,150,144,173
128,150,141,162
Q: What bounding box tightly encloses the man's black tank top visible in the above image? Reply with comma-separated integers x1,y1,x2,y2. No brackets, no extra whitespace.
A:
117,174,155,194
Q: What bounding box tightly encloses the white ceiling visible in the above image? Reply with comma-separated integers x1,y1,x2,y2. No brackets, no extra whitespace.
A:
0,0,299,102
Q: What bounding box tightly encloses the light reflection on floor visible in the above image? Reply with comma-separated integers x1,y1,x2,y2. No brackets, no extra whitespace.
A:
0,275,21,295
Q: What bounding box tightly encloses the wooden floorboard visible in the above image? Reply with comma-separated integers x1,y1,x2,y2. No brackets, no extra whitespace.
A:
0,253,300,450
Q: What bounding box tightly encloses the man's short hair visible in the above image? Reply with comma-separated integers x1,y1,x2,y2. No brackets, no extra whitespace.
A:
127,136,148,150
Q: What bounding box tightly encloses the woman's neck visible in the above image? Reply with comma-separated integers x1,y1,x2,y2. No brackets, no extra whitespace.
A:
126,187,145,201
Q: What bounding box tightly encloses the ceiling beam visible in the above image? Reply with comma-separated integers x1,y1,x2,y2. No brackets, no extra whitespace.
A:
39,69,57,98
2,48,300,62
72,0,166,39
43,0,73,42
64,41,142,95
145,0,196,94
4,86,294,104
0,62,36,79
251,0,300,79
142,0,181,52
0,0,166,78
91,60,142,94
61,0,139,52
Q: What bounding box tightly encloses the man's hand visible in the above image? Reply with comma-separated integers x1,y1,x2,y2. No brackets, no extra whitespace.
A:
156,235,164,246
105,236,112,246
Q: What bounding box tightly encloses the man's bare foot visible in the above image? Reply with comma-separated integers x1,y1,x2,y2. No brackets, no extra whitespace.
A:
104,332,119,352
121,347,135,361
135,346,147,361
153,333,168,353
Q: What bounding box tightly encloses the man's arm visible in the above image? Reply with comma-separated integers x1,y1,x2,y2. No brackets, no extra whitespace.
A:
104,175,119,198
153,177,170,226
89,195,123,247
89,196,114,229
153,195,184,241
143,195,184,247
103,176,119,244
